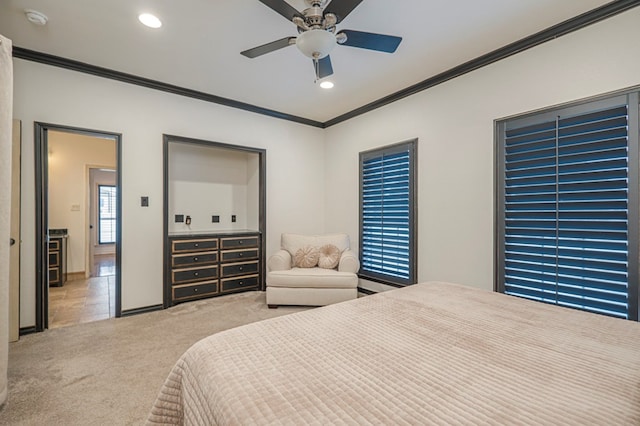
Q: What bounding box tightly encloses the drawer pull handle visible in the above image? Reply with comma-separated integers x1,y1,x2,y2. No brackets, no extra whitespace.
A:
194,288,198,292
194,272,199,277
194,257,199,261
195,243,199,247
239,267,243,271
239,253,243,257
239,281,244,285
239,241,243,245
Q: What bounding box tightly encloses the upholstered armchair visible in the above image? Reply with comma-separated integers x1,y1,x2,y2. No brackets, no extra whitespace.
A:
266,233,360,308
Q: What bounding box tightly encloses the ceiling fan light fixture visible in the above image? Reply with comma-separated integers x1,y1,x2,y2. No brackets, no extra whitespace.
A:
295,29,336,59
138,13,162,29
242,0,402,81
319,81,334,89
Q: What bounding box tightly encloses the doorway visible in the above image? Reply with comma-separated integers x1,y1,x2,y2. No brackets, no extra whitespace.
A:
35,123,122,331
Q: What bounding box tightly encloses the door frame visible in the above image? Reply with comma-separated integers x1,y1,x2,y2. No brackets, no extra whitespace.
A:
34,122,122,331
9,119,22,341
87,166,117,278
162,134,267,308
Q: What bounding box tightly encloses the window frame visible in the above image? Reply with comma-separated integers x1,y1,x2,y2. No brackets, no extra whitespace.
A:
359,139,418,287
495,89,639,320
98,184,117,245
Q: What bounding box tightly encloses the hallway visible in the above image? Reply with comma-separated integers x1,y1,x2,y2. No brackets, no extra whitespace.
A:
48,254,116,329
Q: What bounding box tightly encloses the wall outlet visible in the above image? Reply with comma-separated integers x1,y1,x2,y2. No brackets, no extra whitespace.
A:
231,215,236,223
141,196,149,207
175,214,184,223
212,215,220,223
70,204,81,211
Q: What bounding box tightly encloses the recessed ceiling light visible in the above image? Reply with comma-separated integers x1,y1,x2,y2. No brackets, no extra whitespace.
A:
24,9,48,26
320,81,334,89
138,13,162,29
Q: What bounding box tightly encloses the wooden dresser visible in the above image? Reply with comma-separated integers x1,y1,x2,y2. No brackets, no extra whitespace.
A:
48,230,68,287
166,231,262,306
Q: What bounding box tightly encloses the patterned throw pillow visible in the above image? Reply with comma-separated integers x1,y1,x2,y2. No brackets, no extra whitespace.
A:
318,244,341,269
293,245,319,268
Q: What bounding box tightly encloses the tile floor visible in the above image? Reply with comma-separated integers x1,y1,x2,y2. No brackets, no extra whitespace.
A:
49,254,116,329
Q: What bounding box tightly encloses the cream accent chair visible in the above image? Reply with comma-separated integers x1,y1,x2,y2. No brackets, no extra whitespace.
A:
266,233,360,308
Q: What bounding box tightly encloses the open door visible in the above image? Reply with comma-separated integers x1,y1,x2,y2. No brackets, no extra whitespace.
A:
9,119,21,342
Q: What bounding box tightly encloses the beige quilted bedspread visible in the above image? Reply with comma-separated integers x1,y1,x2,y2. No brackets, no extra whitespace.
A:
146,282,640,425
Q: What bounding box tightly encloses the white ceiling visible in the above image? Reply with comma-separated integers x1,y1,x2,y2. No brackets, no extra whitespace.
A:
0,0,613,123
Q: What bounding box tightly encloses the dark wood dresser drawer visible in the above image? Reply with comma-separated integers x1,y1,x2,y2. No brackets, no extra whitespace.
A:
172,251,218,268
172,238,218,253
172,265,218,284
220,236,259,249
221,261,259,278
221,275,259,293
220,248,259,262
49,251,59,267
173,281,219,301
49,268,59,284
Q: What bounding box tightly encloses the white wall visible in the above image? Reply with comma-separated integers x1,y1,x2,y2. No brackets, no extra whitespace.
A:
324,8,640,292
168,144,259,233
14,61,325,327
48,131,116,272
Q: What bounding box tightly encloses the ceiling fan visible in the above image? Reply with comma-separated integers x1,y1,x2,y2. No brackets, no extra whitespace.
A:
241,0,402,81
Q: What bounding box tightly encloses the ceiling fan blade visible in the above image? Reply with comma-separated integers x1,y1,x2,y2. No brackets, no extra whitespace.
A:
338,30,402,53
324,0,364,23
258,0,302,21
241,37,295,58
315,56,334,79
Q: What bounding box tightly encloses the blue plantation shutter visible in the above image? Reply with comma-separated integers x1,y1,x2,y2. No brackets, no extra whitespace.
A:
503,104,630,318
360,141,416,285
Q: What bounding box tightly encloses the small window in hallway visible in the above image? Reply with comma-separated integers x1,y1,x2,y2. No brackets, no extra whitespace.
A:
98,185,116,244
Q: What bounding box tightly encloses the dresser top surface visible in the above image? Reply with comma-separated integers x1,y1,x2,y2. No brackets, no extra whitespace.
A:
168,229,260,238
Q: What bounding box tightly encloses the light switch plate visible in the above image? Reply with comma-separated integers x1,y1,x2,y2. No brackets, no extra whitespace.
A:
141,196,149,207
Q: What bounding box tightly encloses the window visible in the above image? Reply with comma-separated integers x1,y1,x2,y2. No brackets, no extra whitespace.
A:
359,140,417,287
496,92,639,320
98,185,117,244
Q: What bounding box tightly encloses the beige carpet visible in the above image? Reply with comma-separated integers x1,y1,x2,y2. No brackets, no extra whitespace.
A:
0,291,308,425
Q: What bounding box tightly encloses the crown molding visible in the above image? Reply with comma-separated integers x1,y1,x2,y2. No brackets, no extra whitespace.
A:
12,47,324,128
12,0,639,129
324,0,640,127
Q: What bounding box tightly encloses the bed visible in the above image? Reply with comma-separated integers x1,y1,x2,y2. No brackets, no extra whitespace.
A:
146,282,640,425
